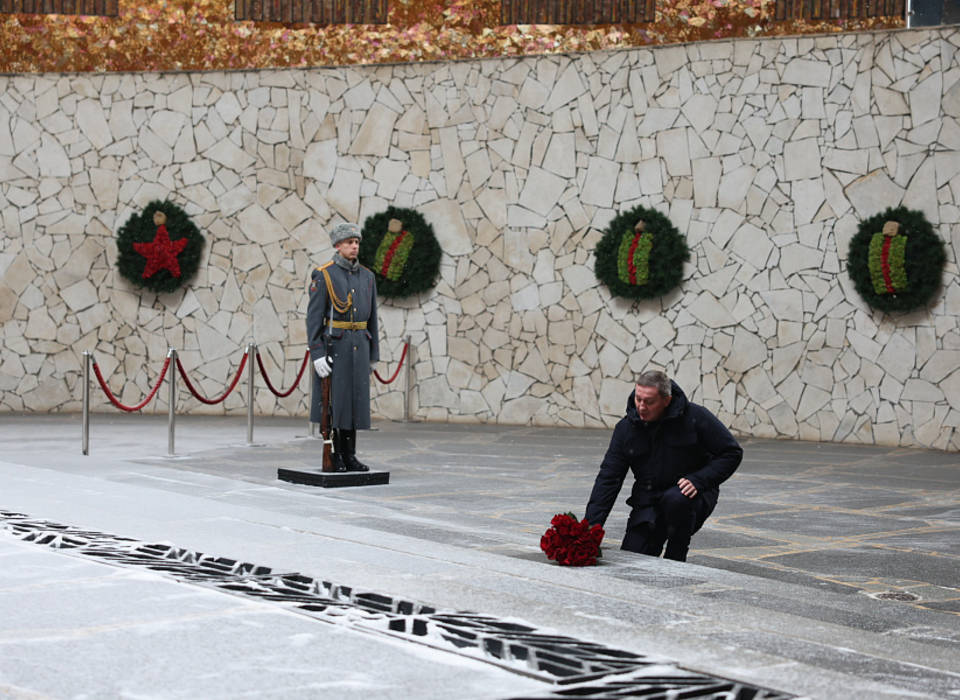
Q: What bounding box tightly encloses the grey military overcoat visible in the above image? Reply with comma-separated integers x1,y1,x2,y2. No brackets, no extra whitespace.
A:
306,253,380,429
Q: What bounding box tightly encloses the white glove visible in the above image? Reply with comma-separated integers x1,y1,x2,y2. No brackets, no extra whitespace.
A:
313,356,333,378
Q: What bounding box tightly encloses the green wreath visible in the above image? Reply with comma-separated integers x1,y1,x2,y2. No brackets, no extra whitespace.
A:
358,206,442,299
847,206,946,313
595,205,690,300
116,200,205,294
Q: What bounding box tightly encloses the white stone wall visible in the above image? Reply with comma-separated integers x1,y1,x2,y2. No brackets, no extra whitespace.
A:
1,26,959,450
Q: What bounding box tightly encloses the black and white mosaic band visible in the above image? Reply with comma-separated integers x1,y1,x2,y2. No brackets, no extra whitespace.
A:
0,510,793,700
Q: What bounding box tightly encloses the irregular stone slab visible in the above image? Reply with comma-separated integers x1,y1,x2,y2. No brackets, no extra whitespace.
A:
349,103,398,157
304,139,338,184
844,170,903,218
237,204,286,245
326,168,363,222
656,128,691,177
581,157,619,208
61,279,99,312
205,138,256,172
36,135,70,177
544,63,587,113
782,58,832,87
519,167,567,217
725,327,768,373
909,72,941,127
687,292,736,328
692,157,721,207
783,138,821,181
421,198,473,256
560,264,596,296
760,289,804,322
730,222,773,269
76,99,113,150
149,110,187,148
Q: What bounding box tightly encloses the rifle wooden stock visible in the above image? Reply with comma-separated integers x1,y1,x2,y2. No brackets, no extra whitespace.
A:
321,375,334,471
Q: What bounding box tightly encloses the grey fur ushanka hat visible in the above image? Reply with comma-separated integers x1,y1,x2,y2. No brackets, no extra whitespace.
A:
330,222,361,246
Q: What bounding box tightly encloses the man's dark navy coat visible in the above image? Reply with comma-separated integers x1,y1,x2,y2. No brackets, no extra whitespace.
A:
585,381,743,533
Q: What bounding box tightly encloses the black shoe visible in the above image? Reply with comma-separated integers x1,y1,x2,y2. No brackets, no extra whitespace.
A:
331,452,349,472
341,430,370,472
344,454,370,472
329,430,349,472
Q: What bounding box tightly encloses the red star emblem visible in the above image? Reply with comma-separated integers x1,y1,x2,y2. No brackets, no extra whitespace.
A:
133,224,188,279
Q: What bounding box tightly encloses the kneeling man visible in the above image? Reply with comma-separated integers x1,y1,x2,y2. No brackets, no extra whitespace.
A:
585,370,742,562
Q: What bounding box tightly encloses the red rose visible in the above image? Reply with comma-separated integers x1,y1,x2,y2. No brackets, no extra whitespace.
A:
540,513,605,567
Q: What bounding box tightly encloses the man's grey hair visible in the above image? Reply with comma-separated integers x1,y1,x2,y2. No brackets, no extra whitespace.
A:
636,370,671,398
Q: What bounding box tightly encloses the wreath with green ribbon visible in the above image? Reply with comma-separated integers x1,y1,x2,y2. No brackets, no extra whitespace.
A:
116,200,205,294
358,206,442,299
847,206,946,313
594,205,690,300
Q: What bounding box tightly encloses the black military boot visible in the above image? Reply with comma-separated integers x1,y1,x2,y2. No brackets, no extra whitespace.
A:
341,429,370,472
330,430,349,472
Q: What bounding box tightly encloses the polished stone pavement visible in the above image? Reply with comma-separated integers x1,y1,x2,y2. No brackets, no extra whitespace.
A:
0,413,958,699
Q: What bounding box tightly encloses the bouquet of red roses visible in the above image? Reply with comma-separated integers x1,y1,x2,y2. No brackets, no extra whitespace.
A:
540,512,604,566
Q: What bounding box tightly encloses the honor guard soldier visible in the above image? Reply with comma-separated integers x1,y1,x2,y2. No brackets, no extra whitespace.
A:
307,222,380,472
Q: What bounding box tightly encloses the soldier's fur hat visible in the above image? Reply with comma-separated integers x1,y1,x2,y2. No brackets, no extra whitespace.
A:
330,222,361,246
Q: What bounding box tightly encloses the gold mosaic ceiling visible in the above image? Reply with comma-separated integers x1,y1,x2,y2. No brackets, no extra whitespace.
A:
0,0,903,73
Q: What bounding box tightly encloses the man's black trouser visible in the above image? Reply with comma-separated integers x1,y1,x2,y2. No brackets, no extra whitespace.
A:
621,486,710,562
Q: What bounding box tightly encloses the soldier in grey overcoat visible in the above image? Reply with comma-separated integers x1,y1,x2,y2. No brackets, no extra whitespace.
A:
307,222,380,472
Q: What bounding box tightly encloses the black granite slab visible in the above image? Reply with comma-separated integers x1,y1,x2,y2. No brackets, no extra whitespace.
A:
862,529,960,556
277,468,390,487
686,555,859,594
697,588,905,633
688,529,783,549
730,509,921,537
765,546,960,588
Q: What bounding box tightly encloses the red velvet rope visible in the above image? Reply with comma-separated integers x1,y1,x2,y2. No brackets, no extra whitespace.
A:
257,349,310,398
92,357,171,412
374,342,408,385
176,352,248,405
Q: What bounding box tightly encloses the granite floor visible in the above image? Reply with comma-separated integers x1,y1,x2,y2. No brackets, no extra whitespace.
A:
0,413,958,699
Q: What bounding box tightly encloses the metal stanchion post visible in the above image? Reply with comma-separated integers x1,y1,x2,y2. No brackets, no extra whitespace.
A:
82,351,91,455
403,335,412,423
167,348,177,457
247,343,256,444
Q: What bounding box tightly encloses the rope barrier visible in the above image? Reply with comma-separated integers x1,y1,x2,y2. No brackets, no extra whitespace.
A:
257,349,310,398
374,342,408,385
89,341,406,409
83,340,416,454
92,357,171,412
176,352,248,405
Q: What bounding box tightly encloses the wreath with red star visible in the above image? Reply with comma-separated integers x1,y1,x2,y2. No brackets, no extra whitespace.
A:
116,200,205,294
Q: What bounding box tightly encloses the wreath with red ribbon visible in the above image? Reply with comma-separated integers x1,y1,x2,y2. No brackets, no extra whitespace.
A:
594,205,689,300
116,200,205,294
847,207,946,313
358,206,442,299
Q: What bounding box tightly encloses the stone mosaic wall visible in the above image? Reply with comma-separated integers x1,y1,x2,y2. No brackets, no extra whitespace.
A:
1,26,958,450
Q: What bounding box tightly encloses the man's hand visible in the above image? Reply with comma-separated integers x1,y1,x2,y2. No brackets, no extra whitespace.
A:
677,478,697,498
314,356,333,378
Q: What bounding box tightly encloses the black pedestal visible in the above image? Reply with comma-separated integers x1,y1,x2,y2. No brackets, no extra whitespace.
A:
277,468,390,488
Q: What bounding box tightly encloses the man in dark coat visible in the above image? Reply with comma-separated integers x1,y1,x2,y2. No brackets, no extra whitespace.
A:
307,222,380,472
585,370,742,561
